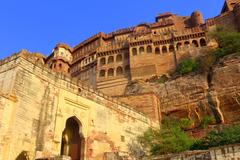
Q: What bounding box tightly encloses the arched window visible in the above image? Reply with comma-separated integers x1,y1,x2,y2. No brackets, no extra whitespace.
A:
116,54,122,62
169,45,175,52
116,67,123,76
132,48,137,56
184,41,190,48
100,57,106,66
155,47,160,54
147,46,152,53
200,38,207,47
176,43,182,50
108,56,114,64
192,40,199,47
99,70,105,77
108,68,114,77
139,47,145,54
162,46,168,53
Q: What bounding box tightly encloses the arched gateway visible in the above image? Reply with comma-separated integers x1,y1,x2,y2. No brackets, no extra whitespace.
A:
61,117,85,160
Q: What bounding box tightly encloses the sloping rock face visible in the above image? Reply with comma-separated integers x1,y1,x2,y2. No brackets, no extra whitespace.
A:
124,54,240,127
212,54,240,123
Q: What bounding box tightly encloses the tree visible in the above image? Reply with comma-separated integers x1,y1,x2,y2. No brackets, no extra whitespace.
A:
137,117,194,155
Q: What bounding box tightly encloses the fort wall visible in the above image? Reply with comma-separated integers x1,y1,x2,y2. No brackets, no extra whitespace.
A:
115,93,161,122
0,54,154,160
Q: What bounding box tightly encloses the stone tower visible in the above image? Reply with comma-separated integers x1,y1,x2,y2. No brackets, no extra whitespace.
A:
233,3,240,31
46,43,73,75
191,11,204,27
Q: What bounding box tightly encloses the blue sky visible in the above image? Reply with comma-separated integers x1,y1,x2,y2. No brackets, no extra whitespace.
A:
0,0,224,59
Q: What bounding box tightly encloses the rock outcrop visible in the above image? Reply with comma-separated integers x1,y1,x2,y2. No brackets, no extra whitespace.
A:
124,53,240,127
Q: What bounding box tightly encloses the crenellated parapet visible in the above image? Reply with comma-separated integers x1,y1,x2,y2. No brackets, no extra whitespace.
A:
97,41,129,56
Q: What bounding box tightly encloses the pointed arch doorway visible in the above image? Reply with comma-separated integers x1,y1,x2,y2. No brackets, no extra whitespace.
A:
60,117,85,160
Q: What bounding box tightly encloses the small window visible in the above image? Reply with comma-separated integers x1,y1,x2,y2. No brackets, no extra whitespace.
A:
132,48,137,56
200,38,207,47
155,47,160,54
184,41,190,48
147,46,152,53
116,54,122,62
169,45,175,52
116,67,123,76
108,68,114,77
139,47,145,54
99,70,105,77
108,56,114,64
192,40,199,47
100,57,106,66
177,43,182,50
162,46,167,53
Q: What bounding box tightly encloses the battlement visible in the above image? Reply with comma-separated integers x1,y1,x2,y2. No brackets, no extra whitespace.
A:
73,32,105,51
107,27,135,37
97,41,129,53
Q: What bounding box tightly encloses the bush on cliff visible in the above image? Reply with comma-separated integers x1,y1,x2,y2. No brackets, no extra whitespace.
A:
210,30,240,57
177,58,198,75
175,30,240,75
137,117,194,155
191,124,240,150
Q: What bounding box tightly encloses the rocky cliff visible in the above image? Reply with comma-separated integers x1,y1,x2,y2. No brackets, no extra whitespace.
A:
123,53,240,129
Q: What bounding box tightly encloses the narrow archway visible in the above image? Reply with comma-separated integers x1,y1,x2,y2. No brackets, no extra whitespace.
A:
139,47,145,54
176,42,182,50
192,40,199,47
169,45,175,52
162,46,168,53
132,48,137,56
61,117,85,160
147,45,152,53
155,47,160,54
200,38,207,47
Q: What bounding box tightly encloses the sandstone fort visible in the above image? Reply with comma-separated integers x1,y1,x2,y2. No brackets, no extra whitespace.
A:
0,0,240,159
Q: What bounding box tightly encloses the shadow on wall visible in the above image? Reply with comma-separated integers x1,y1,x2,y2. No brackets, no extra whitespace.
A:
15,151,29,160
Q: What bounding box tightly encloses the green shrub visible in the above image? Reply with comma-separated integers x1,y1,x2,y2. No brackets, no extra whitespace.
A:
210,30,240,57
177,58,198,74
191,124,240,150
180,118,194,130
200,116,215,129
157,75,169,83
137,117,194,155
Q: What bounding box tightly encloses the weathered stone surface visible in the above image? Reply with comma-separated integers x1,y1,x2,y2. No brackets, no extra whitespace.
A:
0,54,155,160
123,53,240,130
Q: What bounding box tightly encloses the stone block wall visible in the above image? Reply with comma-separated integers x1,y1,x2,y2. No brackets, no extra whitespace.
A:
0,54,154,160
115,93,161,122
